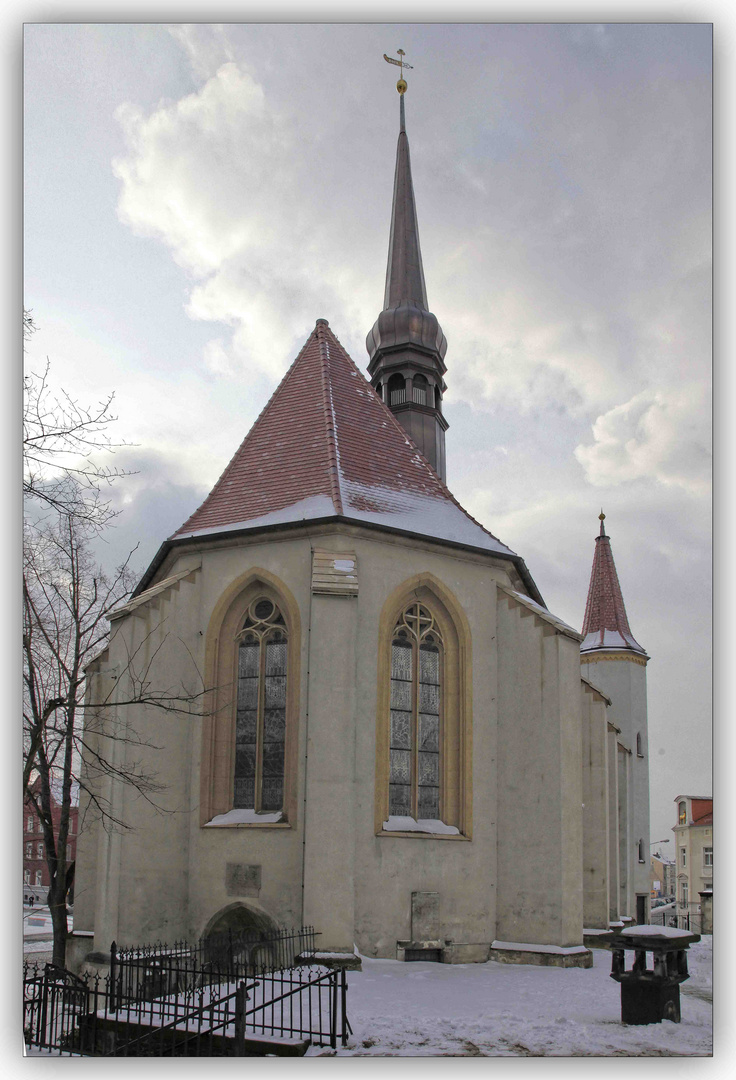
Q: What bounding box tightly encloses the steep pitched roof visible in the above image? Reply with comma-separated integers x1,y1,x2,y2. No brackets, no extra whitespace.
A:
135,320,544,603
580,514,647,658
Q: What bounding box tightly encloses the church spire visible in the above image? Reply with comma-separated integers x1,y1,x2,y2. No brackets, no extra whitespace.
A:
367,52,449,481
580,513,648,658
382,82,427,311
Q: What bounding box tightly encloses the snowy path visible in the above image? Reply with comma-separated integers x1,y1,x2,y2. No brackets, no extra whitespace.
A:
317,938,712,1057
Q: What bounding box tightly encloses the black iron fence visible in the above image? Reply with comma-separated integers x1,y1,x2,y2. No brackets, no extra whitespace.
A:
110,925,317,1007
650,907,702,934
23,925,351,1056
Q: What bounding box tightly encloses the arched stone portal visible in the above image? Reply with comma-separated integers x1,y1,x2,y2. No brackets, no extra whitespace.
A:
204,902,278,938
202,902,282,973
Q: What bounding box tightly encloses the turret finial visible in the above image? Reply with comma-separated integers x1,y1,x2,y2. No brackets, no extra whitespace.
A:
383,48,413,94
599,510,606,536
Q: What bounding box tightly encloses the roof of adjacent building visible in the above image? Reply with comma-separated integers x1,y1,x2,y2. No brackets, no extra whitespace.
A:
673,796,713,826
580,514,647,658
134,319,545,604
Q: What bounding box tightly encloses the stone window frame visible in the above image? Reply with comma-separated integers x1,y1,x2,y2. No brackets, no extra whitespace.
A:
703,847,713,868
375,574,473,840
200,569,301,828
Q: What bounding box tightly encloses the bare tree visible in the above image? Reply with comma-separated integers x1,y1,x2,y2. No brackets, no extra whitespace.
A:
23,501,209,966
23,309,131,527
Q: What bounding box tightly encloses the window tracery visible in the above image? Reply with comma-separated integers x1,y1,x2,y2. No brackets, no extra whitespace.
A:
390,603,443,820
233,597,288,812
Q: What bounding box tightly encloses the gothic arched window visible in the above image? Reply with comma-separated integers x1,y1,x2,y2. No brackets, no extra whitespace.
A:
234,597,288,812
390,603,443,820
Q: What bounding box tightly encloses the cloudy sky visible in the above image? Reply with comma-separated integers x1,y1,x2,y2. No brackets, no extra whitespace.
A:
23,17,712,848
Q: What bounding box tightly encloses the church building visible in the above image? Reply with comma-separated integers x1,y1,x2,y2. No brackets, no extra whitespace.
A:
72,74,650,971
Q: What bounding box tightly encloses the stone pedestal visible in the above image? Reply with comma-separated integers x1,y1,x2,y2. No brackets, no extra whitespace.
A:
606,929,700,1025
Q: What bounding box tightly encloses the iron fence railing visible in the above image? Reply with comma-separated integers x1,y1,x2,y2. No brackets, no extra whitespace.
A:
649,907,701,934
110,925,317,1007
24,961,349,1056
23,924,351,1056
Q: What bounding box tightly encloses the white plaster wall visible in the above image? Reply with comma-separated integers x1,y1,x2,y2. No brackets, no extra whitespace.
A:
495,597,584,948
80,523,592,958
580,688,610,928
581,657,650,913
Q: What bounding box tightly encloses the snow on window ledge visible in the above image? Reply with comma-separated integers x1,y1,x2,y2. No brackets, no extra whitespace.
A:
204,809,284,826
382,816,460,835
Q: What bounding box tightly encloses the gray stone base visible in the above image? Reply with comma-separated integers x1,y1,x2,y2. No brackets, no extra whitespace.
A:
397,939,443,962
491,944,593,969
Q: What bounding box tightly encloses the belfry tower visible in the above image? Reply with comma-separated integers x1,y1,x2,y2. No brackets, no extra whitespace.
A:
580,513,651,923
366,57,449,480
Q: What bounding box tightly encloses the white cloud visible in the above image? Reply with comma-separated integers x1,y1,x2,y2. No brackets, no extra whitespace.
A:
574,384,711,494
167,24,234,84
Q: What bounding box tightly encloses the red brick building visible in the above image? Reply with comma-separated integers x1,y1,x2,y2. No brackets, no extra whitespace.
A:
23,781,78,904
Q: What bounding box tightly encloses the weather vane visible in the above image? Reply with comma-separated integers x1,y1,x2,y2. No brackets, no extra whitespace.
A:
383,48,413,94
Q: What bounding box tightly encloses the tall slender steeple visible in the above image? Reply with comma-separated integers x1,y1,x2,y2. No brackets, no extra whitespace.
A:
367,53,449,481
580,513,648,659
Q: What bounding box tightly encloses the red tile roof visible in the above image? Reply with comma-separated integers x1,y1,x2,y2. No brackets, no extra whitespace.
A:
173,320,521,564
580,515,647,657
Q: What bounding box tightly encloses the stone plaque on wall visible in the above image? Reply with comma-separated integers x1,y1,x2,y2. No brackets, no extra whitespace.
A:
411,891,440,942
225,863,262,897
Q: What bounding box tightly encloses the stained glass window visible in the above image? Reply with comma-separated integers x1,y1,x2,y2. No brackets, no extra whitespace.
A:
389,604,443,821
233,598,288,812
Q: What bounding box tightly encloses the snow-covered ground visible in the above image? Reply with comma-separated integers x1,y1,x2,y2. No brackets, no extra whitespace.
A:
317,938,712,1057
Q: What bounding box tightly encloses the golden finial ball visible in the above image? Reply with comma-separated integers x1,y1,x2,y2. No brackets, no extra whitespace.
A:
599,511,606,521
397,78,407,94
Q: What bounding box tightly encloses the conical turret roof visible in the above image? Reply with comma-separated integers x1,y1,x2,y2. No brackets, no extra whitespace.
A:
135,320,543,602
580,514,647,658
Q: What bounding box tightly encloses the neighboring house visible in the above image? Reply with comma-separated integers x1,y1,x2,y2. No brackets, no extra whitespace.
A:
71,83,652,971
672,795,712,922
24,779,78,905
650,853,676,898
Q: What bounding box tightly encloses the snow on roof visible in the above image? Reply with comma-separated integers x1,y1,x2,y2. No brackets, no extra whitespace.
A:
580,676,612,706
580,519,647,658
135,320,544,601
109,562,201,620
499,586,582,642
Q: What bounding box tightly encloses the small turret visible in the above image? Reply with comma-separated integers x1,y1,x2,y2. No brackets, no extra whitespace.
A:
580,512,648,659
